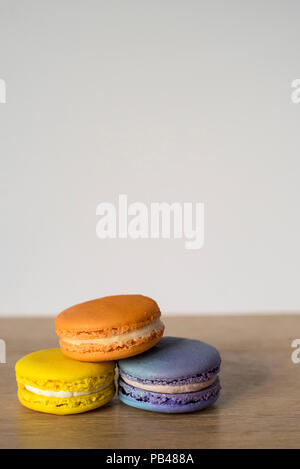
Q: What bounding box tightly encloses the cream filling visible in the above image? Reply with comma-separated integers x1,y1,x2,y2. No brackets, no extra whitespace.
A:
62,318,164,346
24,381,113,398
121,374,217,394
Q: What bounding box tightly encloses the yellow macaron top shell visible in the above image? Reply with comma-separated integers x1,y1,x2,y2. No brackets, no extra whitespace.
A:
16,348,115,392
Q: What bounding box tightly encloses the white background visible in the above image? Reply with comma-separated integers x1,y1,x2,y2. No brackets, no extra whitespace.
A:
1,0,300,316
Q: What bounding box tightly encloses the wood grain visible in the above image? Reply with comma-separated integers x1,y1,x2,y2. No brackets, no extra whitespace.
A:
0,315,300,449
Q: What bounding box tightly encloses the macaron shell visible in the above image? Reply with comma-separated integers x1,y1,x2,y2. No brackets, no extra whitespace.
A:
118,337,221,382
60,333,163,362
55,294,160,334
18,382,115,415
118,379,221,414
119,391,219,414
15,348,115,383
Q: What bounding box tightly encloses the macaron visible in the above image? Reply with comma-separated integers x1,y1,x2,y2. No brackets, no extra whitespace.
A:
55,294,165,362
15,348,115,415
117,336,221,413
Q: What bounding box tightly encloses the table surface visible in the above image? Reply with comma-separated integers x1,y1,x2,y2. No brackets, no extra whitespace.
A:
1,315,300,449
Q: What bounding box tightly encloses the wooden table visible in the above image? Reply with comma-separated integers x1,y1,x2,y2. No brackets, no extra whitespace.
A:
0,315,300,449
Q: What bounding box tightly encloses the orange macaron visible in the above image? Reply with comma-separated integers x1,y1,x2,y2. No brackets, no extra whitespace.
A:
55,294,165,362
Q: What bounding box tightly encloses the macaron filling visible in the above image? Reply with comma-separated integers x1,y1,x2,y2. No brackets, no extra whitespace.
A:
61,318,164,351
24,380,113,398
120,374,217,393
119,378,221,407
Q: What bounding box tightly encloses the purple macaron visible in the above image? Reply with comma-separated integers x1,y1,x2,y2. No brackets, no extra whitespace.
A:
117,336,221,413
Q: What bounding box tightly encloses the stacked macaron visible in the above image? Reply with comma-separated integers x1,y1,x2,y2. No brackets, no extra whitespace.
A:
55,295,164,361
15,349,115,415
118,337,221,413
15,294,221,415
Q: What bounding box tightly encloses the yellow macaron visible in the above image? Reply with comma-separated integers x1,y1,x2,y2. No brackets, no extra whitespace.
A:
15,348,115,415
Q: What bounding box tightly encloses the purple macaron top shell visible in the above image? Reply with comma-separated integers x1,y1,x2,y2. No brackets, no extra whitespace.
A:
118,336,221,385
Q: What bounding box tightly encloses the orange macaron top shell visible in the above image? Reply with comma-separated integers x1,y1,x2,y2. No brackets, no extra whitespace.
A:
55,295,164,362
56,295,161,338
